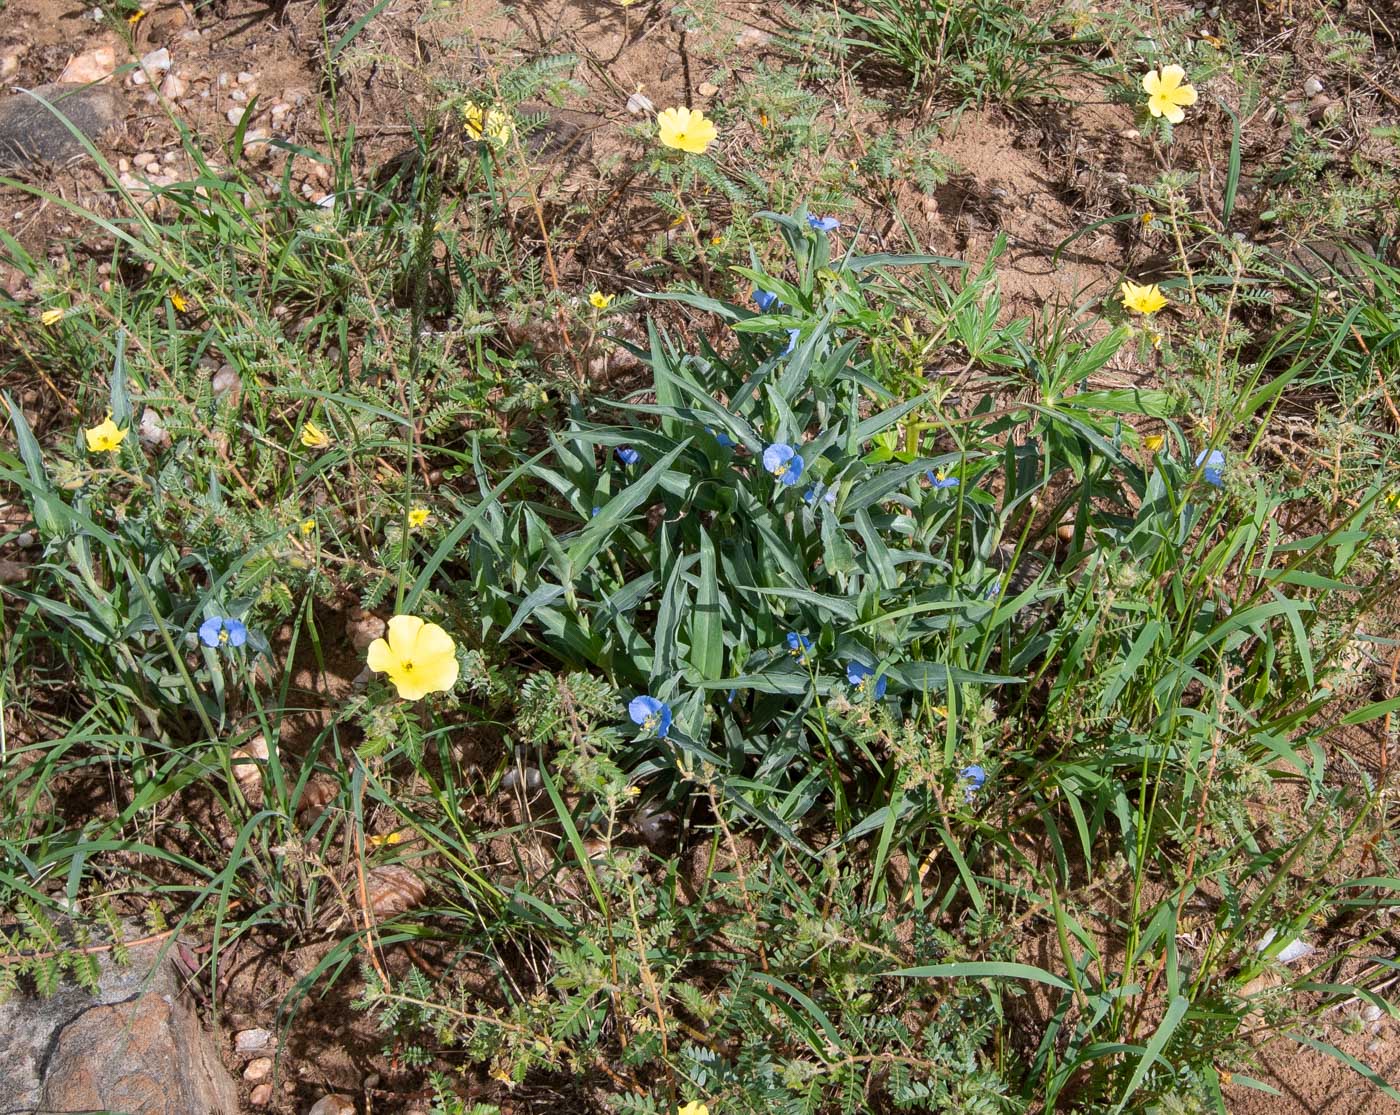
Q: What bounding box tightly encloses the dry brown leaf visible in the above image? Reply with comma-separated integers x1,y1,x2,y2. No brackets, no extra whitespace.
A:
230,733,271,806
365,864,428,919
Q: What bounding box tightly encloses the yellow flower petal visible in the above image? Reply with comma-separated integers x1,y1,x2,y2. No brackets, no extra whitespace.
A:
170,290,190,313
1120,280,1168,316
84,416,128,453
368,614,458,701
1157,64,1185,92
407,507,431,529
589,291,614,309
1142,69,1163,96
656,106,718,154
300,421,331,449
41,308,66,326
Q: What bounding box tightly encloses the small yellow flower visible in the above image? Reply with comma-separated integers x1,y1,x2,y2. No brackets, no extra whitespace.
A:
1147,329,1164,349
368,829,409,847
84,415,128,453
127,7,145,23
1142,65,1198,125
366,614,460,701
298,518,317,536
1140,210,1154,225
1385,490,1400,509
464,102,513,145
1120,280,1168,316
656,106,718,154
41,308,66,326
710,235,723,245
407,506,431,530
589,291,614,310
678,1103,710,1115
170,290,190,312
300,421,331,449
1144,434,1165,452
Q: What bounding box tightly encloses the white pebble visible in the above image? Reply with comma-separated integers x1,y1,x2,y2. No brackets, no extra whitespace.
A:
230,89,246,103
139,47,171,74
237,71,256,84
227,107,245,125
1303,76,1323,96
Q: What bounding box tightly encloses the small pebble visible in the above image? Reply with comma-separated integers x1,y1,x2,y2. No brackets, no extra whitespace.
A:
161,73,188,98
1303,76,1323,96
250,1083,273,1106
227,107,246,125
698,81,718,96
230,89,246,103
139,47,171,74
237,71,256,84
133,151,157,167
1363,1003,1385,1023
244,1057,273,1082
306,1096,356,1115
235,1027,273,1054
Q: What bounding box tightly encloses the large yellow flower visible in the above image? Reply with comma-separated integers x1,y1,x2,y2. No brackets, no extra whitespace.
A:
656,106,717,154
1142,65,1198,124
464,102,513,145
1120,280,1168,316
85,415,128,453
367,614,459,701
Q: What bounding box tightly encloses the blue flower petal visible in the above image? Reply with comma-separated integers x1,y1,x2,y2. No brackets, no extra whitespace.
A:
225,619,248,647
616,446,640,466
752,288,779,312
198,617,223,648
783,328,801,355
926,469,959,490
1195,448,1226,487
628,695,672,737
807,215,840,232
763,442,804,485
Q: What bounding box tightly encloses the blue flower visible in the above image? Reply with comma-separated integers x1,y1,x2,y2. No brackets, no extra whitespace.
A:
199,616,248,649
783,328,801,355
803,483,837,507
807,215,840,232
1195,448,1225,487
752,288,780,312
591,506,601,517
786,632,813,663
762,442,805,485
628,695,673,738
926,468,959,490
707,427,736,448
959,764,987,802
846,661,887,699
616,446,640,465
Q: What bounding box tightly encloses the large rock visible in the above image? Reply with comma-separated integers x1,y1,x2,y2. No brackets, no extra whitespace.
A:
0,932,238,1114
0,83,124,171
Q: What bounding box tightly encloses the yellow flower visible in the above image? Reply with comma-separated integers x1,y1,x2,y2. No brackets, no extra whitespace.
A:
368,829,409,847
1142,65,1198,125
1140,210,1154,225
170,290,190,312
41,308,66,326
84,415,128,453
678,1104,710,1115
589,291,614,310
656,106,718,154
127,7,145,23
407,506,431,530
300,421,331,449
1143,434,1165,452
366,614,460,701
1385,490,1400,509
298,518,317,536
464,102,513,145
1120,281,1168,316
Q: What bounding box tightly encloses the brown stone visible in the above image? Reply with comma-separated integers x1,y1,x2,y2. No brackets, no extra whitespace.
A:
0,931,239,1114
